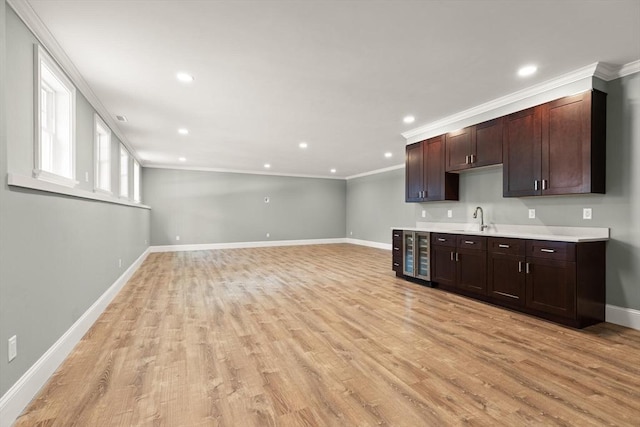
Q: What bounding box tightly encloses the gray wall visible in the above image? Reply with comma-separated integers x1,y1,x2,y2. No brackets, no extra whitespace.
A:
0,4,150,396
346,167,414,243
144,168,346,245
346,73,640,311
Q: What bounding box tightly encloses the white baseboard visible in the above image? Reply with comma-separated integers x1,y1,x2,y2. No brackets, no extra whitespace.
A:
149,238,348,252
0,248,150,427
346,238,392,250
606,304,640,330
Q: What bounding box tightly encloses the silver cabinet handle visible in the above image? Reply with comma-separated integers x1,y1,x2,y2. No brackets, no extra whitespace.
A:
438,238,446,242
534,180,539,191
455,252,459,262
542,179,548,190
464,241,475,244
393,247,400,251
499,244,510,248
465,155,470,164
526,262,531,274
450,252,454,261
518,261,523,273
540,249,555,253
470,154,475,164
393,262,399,267
393,234,400,238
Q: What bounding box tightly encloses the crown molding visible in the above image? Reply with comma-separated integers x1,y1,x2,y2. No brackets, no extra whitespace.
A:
345,164,404,180
6,0,142,164
402,60,639,143
143,164,346,180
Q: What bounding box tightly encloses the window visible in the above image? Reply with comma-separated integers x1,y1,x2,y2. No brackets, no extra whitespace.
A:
133,160,141,203
120,145,129,198
94,115,111,193
34,45,76,186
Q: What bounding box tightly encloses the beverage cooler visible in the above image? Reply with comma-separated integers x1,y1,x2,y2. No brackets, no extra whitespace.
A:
402,231,431,281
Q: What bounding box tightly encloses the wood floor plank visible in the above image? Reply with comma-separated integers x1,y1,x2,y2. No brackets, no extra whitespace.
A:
14,244,640,426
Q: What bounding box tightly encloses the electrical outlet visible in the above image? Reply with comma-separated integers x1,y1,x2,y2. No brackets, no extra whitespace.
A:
85,171,89,182
266,232,270,238
447,209,453,218
583,208,592,220
118,258,122,268
350,231,353,236
528,209,536,219
421,210,426,218
176,235,180,241
8,335,17,362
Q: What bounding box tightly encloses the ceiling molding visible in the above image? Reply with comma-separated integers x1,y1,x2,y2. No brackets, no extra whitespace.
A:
617,60,640,79
401,62,601,141
345,164,404,180
6,0,142,164
143,164,346,180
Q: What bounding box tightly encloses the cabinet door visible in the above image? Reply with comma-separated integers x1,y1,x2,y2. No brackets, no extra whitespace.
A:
541,92,594,195
525,258,576,318
406,142,424,202
488,253,525,305
503,107,542,197
426,136,459,201
445,127,472,172
473,118,503,168
431,245,456,287
457,248,487,295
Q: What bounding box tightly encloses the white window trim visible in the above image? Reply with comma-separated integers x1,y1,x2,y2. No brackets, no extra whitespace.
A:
119,144,130,199
133,159,141,203
33,44,77,188
93,114,112,195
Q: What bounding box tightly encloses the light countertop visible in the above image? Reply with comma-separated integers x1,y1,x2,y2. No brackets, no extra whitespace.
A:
392,222,609,243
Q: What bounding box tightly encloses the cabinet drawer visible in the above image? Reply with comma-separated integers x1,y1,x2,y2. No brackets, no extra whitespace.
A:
457,235,487,250
526,240,576,262
488,237,525,256
432,233,456,247
392,230,403,240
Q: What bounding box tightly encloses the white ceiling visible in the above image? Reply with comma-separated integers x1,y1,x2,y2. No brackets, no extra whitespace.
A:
25,0,640,178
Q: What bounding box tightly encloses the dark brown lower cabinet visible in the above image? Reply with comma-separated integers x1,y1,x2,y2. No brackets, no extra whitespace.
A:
431,233,487,296
396,231,606,328
392,229,403,274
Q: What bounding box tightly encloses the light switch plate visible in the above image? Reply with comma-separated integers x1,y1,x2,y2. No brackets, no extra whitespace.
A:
528,209,536,219
421,210,426,218
583,208,592,220
447,210,453,218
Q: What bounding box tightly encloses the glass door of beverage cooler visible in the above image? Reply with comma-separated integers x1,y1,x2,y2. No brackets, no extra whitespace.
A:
415,233,431,280
403,231,415,276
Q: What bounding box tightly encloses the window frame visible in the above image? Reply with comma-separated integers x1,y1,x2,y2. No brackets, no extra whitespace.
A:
119,144,130,199
94,114,112,194
33,45,77,187
133,159,141,203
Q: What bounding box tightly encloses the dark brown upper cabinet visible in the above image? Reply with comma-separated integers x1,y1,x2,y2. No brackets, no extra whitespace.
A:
405,136,459,203
445,118,504,172
503,90,606,197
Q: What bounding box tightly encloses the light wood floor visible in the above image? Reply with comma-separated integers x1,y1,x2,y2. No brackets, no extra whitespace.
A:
15,244,640,426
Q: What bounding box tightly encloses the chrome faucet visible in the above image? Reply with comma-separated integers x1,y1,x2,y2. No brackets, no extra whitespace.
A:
473,206,488,231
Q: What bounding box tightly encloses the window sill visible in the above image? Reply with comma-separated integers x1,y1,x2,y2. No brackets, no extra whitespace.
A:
7,173,151,210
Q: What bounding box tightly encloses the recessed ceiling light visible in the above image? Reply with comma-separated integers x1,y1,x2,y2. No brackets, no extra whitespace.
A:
178,157,186,162
178,128,189,135
299,142,308,149
384,152,393,158
176,72,194,82
116,115,128,122
403,115,415,124
518,65,538,77
264,163,271,169
330,168,337,174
